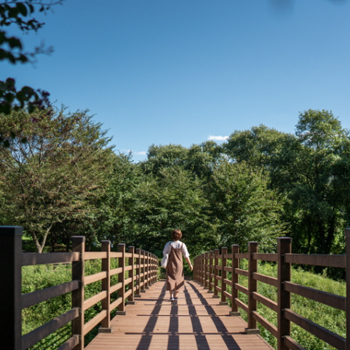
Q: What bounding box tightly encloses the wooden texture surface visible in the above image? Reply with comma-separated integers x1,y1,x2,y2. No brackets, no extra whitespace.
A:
86,279,273,350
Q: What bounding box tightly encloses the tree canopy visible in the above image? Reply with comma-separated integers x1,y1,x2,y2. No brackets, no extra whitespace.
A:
1,107,349,258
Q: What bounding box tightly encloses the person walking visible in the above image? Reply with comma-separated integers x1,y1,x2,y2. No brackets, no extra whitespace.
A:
163,229,193,301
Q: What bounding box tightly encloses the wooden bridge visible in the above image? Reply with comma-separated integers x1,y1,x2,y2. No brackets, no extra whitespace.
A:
86,280,271,350
1,226,350,350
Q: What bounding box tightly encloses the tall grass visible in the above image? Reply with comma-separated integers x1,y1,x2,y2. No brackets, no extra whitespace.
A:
224,260,345,350
22,259,346,350
22,259,120,349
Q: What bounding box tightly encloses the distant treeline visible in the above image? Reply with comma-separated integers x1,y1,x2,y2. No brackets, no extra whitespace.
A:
1,108,349,257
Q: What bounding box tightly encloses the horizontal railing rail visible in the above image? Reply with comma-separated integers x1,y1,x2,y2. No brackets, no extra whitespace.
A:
0,226,159,350
193,229,350,350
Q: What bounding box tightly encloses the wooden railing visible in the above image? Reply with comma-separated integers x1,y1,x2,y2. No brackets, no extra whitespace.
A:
193,229,350,350
0,226,159,350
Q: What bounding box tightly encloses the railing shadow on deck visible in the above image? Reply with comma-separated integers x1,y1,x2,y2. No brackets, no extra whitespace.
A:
0,226,158,350
193,229,350,350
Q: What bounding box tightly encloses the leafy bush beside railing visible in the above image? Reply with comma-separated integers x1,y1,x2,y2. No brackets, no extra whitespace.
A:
22,259,123,349
223,260,346,349
193,233,350,350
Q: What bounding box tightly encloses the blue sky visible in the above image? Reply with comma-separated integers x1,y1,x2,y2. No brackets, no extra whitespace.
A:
3,0,350,161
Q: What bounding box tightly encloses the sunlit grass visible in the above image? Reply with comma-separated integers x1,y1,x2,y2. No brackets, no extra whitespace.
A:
22,257,132,349
222,259,345,350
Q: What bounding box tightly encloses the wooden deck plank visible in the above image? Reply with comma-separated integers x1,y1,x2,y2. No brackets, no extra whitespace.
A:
85,280,273,350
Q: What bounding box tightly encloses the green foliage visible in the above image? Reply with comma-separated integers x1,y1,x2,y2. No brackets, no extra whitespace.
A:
0,108,113,252
22,257,122,349
224,261,345,350
206,161,287,251
0,1,64,120
128,166,210,255
223,110,350,255
224,124,291,170
273,110,348,254
22,264,72,349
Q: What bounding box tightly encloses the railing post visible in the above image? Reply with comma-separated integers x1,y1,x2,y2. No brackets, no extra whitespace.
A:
199,255,201,283
194,256,197,282
117,243,126,315
201,254,205,286
100,240,112,333
154,254,158,283
230,244,240,316
141,250,146,293
145,252,149,289
245,241,259,334
144,251,147,289
71,235,85,350
135,248,141,297
148,253,152,286
152,255,157,284
208,250,214,293
220,247,228,305
346,229,350,350
277,237,292,350
128,246,135,305
150,254,154,284
0,226,23,350
204,252,209,289
213,249,220,298
197,256,200,282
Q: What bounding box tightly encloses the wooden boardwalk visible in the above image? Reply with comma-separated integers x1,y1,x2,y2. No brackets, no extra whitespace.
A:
86,280,272,350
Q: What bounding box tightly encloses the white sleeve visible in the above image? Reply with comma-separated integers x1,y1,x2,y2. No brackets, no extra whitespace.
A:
182,243,190,258
163,242,171,256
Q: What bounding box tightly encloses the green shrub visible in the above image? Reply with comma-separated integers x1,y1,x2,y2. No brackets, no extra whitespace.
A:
22,257,124,349
224,260,345,350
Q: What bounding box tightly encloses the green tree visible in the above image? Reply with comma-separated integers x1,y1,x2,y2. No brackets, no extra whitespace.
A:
271,109,348,254
184,141,224,179
206,161,287,251
92,152,143,249
223,124,291,171
0,0,63,147
127,166,211,256
141,144,189,176
0,107,113,252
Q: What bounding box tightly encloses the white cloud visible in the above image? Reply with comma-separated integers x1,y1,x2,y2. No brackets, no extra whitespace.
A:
134,151,147,155
208,135,229,141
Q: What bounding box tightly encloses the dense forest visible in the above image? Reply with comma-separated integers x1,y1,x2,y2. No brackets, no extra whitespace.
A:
1,108,349,258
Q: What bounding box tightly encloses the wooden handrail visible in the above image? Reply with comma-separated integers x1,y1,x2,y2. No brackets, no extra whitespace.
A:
58,334,80,350
193,231,350,350
284,309,346,350
84,251,107,260
22,252,80,266
285,253,346,268
284,281,346,311
22,308,79,349
85,271,108,285
22,280,79,309
0,226,159,350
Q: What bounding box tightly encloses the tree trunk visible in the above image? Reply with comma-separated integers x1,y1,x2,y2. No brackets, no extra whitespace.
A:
31,231,44,253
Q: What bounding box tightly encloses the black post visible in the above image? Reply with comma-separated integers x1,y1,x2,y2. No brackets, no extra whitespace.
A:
277,237,292,350
346,229,350,350
245,241,259,334
71,236,85,350
100,240,112,333
0,226,23,350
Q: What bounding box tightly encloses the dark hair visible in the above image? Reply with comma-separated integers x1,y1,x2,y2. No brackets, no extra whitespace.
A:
171,229,182,241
